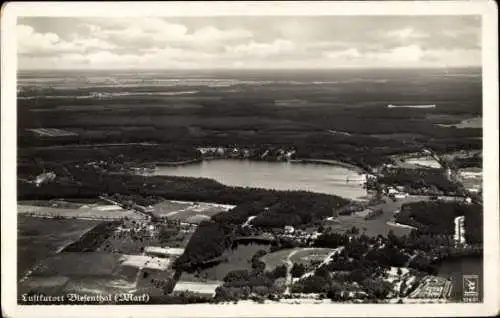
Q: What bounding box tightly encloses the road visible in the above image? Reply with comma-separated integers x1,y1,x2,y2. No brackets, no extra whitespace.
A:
283,249,312,295
283,250,298,294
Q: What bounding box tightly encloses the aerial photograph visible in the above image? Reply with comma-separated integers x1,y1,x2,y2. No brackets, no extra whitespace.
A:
16,14,483,305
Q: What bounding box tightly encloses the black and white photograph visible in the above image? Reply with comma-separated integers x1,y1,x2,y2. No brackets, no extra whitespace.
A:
1,1,498,317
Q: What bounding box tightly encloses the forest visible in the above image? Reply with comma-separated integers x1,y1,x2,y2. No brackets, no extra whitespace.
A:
395,201,483,243
174,221,233,270
378,167,461,195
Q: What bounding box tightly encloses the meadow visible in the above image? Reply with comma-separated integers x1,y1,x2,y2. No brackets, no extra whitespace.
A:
17,215,100,279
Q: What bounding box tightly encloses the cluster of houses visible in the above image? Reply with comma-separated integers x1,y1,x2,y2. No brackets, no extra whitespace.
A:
277,226,322,245
385,186,409,199
144,246,185,259
115,218,159,236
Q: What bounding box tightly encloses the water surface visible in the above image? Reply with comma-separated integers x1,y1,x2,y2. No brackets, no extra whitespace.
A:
155,159,367,199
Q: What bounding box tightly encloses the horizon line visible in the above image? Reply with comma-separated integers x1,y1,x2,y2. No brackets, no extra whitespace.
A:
18,66,482,72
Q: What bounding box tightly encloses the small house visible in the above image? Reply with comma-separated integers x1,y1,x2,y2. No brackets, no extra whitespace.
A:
284,225,295,234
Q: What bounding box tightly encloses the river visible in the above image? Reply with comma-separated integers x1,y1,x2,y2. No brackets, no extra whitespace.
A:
155,159,368,200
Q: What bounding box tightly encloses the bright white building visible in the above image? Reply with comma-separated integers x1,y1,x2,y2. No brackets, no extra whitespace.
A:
35,172,56,186
144,246,185,258
394,193,409,199
453,216,466,245
284,226,295,234
172,281,221,297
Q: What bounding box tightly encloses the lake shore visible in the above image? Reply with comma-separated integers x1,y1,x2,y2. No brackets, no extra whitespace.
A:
153,157,368,175
153,159,368,200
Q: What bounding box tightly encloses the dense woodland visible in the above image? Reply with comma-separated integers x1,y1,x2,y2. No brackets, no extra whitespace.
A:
174,221,233,270
449,154,482,169
395,201,483,243
62,221,120,252
18,130,481,173
378,167,461,195
19,83,482,172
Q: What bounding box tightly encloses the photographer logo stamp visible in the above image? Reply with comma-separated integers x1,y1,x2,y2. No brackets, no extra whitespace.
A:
462,275,479,302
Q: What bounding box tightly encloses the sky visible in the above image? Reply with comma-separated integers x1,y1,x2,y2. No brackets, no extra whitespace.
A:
17,16,481,70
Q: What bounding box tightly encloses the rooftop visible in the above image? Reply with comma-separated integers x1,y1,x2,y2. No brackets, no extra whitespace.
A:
144,246,185,256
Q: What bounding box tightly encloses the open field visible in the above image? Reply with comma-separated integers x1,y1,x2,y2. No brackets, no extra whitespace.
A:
20,198,111,209
19,252,140,295
260,248,334,271
289,248,335,265
114,263,142,282
19,276,71,296
152,200,193,214
18,204,143,220
27,128,78,137
61,277,137,295
260,249,297,271
30,252,122,277
152,200,234,220
17,215,100,278
19,251,177,297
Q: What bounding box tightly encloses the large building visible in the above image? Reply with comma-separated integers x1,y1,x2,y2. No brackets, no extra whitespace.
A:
35,172,56,187
454,216,466,245
172,281,221,297
144,246,185,259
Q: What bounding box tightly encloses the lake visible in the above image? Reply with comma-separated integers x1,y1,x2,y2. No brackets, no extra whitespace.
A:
155,159,368,200
437,256,483,302
180,242,271,282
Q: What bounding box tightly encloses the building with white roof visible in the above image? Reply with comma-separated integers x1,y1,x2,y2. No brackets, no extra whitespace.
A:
172,281,221,297
144,246,185,258
454,216,466,245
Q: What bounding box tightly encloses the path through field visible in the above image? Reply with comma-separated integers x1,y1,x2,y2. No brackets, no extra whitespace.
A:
283,248,322,295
